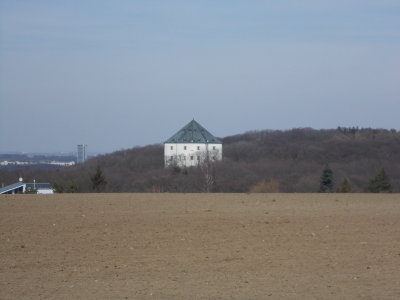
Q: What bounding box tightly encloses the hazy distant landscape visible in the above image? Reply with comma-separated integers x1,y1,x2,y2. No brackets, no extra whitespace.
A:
0,153,77,170
1,127,399,193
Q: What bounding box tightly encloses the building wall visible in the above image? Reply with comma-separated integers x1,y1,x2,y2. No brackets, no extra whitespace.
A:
164,143,222,167
37,188,54,194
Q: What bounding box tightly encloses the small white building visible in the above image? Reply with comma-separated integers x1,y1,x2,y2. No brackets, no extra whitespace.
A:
0,178,54,194
164,119,222,168
25,182,54,194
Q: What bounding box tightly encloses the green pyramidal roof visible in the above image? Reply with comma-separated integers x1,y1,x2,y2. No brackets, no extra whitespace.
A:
165,120,222,144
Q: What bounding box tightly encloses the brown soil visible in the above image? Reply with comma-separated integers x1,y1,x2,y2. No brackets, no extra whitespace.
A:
1,193,400,299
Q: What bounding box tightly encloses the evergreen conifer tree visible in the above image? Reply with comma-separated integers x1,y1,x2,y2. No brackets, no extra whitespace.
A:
65,181,78,193
52,182,64,193
91,166,107,192
367,168,392,193
319,164,334,192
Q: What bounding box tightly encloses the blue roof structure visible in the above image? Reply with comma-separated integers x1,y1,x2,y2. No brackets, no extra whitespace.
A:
165,120,222,144
0,181,53,194
26,183,53,190
0,182,25,194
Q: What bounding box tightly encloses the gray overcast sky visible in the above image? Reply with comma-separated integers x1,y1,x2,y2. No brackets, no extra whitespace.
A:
1,0,399,153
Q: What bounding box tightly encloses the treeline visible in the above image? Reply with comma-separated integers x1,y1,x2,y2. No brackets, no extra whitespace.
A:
0,127,399,193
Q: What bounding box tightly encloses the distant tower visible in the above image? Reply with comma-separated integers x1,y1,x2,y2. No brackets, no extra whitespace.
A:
77,144,88,163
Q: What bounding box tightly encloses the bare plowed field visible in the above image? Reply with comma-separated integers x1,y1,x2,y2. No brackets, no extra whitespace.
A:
1,193,400,299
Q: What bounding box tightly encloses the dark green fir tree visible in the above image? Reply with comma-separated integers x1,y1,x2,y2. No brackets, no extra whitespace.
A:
319,164,334,193
367,168,392,193
91,166,107,192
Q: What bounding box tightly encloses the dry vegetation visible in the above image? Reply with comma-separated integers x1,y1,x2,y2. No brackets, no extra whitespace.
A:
1,127,399,193
1,193,400,299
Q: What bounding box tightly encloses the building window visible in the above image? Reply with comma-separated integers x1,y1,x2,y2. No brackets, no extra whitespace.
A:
213,146,216,150
190,156,194,160
184,146,187,150
197,156,200,160
197,146,200,150
170,146,173,150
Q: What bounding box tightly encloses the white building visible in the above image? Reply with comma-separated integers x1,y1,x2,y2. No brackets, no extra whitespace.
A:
0,178,54,194
164,119,222,168
77,144,87,163
25,182,54,194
